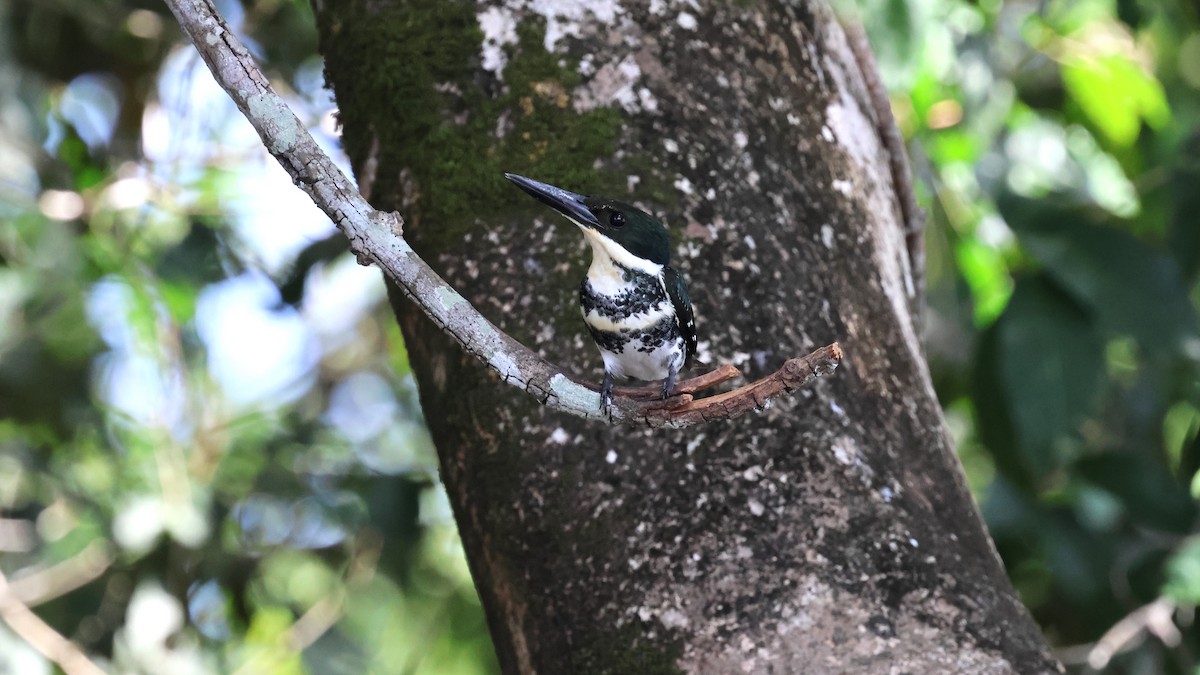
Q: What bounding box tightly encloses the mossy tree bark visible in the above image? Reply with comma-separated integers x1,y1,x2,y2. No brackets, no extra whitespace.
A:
314,0,1061,672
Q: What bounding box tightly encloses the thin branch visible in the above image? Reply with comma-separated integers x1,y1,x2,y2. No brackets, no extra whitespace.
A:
286,591,345,652
1056,597,1182,670
7,542,113,607
0,569,106,675
0,518,35,552
653,344,843,425
162,0,842,427
283,529,380,654
844,22,925,325
596,363,742,400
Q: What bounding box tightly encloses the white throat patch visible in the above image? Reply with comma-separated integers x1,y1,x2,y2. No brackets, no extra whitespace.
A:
579,225,664,277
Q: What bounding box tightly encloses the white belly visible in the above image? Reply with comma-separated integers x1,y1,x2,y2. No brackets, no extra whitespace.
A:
599,335,684,382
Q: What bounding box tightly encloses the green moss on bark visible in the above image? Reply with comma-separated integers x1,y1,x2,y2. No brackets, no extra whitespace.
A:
317,0,624,249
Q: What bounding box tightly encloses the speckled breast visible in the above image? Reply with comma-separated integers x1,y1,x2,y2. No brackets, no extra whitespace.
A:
578,265,684,381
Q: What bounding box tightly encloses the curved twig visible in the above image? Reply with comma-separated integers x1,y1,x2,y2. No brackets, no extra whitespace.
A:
628,344,843,428
844,22,925,327
0,569,105,675
162,0,842,427
593,363,742,400
7,542,113,607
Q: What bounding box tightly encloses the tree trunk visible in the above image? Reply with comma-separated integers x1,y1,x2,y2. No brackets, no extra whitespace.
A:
313,0,1062,672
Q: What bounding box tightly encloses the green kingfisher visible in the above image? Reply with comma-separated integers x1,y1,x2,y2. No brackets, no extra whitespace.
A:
504,173,697,410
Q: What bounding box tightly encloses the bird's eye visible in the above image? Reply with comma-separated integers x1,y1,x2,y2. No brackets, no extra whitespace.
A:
608,211,626,227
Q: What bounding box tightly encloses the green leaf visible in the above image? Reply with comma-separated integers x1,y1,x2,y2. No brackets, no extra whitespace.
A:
981,476,1041,534
1061,52,1170,148
158,280,198,324
1164,537,1200,605
956,237,1013,326
1115,0,1147,29
1075,452,1196,533
1006,202,1199,353
156,220,231,287
1166,401,1200,470
928,129,981,165
1167,135,1200,282
996,275,1106,476
1042,515,1111,603
973,327,1034,489
240,607,306,675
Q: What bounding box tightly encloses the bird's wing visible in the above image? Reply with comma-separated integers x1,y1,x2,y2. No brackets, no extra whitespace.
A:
664,266,698,368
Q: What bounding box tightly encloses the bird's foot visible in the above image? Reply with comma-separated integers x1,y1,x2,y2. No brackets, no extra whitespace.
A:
660,366,679,400
600,371,614,412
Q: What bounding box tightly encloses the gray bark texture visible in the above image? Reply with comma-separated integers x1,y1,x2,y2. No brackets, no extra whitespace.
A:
313,0,1063,672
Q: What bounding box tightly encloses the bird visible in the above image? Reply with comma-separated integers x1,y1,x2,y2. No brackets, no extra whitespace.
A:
504,172,697,411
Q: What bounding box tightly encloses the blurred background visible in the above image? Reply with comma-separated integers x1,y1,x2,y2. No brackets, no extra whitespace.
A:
0,0,1198,673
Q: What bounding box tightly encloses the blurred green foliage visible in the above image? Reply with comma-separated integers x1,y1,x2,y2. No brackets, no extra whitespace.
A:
0,0,495,672
2,0,1200,673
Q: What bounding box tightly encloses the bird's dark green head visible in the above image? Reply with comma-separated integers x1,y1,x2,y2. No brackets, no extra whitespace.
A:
504,173,671,266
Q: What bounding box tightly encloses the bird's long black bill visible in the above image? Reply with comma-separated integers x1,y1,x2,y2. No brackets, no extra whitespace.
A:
504,173,600,228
